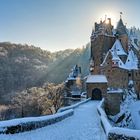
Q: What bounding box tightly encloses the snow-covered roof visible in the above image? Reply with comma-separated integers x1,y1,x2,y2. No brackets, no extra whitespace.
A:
110,48,126,69
86,75,108,83
67,77,76,80
101,49,125,69
111,39,126,56
125,49,138,70
101,39,139,70
107,88,124,94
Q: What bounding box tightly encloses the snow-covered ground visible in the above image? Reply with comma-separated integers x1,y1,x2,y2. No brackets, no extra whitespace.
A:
0,101,106,140
130,101,140,129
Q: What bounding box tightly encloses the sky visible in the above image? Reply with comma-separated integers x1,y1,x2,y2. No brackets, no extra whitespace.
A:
0,0,140,52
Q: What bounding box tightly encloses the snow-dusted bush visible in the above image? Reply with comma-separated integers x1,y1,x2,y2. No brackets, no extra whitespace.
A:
10,83,65,119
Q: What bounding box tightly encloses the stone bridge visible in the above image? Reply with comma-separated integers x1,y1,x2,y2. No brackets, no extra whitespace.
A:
0,101,106,140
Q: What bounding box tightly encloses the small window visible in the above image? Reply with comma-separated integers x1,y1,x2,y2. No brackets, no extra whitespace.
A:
128,73,131,77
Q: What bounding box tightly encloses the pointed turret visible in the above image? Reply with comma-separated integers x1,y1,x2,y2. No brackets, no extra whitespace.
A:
116,18,127,36
130,28,133,36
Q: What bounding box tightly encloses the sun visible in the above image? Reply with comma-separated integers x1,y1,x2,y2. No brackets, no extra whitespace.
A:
98,11,118,27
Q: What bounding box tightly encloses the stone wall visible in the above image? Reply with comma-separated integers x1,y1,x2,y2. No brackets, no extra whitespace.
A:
108,132,138,140
91,35,115,74
105,91,123,115
118,34,128,52
133,70,140,99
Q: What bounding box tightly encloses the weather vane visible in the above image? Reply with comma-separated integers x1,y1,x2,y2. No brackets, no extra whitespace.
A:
120,12,123,19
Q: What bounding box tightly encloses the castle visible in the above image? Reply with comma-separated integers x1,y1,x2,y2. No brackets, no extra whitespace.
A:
90,15,140,99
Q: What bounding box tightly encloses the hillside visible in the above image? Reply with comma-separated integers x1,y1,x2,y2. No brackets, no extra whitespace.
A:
0,42,53,102
0,42,90,103
40,44,90,84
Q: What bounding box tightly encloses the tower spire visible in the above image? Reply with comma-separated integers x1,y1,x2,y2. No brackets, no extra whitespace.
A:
105,15,107,21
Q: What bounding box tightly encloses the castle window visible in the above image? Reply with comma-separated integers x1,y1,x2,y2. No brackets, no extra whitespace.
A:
128,73,131,77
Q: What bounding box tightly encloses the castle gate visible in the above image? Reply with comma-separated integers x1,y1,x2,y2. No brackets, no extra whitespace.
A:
92,88,102,100
86,75,108,100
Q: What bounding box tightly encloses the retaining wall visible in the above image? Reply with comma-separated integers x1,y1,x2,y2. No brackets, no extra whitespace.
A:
97,99,140,140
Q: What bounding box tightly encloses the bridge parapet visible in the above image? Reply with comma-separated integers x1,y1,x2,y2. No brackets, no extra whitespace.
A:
58,98,91,112
0,109,74,134
0,98,90,134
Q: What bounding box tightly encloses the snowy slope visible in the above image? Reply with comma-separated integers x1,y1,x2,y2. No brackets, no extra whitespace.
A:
130,101,140,129
0,101,106,140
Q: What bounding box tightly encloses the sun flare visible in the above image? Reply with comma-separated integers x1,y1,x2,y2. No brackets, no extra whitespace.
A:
98,11,118,27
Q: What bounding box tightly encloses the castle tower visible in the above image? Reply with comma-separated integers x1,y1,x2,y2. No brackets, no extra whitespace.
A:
116,16,128,52
90,18,115,74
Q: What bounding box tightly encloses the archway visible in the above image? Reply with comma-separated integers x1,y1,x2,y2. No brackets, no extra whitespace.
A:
92,88,102,100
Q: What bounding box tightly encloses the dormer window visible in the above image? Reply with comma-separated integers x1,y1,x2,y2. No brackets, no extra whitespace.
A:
112,60,119,67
